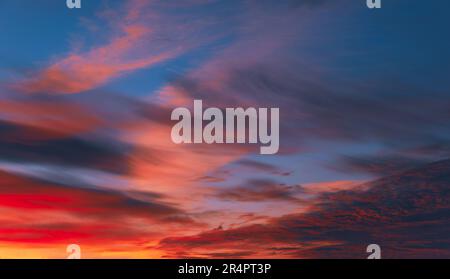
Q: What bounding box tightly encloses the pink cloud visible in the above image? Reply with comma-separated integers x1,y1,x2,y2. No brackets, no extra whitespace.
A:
16,2,181,94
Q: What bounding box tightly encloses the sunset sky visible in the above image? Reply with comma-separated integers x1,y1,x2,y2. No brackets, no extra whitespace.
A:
0,0,449,258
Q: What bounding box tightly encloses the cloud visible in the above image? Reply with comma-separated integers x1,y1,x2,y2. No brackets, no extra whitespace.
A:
404,141,450,158
159,159,450,258
235,159,291,176
0,98,103,139
0,169,200,249
216,179,303,202
1,0,449,259
172,63,450,152
0,119,130,174
0,170,183,219
330,154,430,176
13,1,196,94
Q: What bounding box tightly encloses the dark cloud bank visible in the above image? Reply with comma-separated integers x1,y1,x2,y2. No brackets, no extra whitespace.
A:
160,159,450,258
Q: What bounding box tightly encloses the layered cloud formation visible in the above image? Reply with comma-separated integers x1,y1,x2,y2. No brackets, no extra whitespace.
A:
0,0,449,258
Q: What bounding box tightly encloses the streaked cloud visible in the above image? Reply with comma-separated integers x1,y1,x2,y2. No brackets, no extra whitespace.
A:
159,160,450,258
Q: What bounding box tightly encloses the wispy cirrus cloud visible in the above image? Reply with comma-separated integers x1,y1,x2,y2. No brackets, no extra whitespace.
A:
0,98,103,138
13,0,201,94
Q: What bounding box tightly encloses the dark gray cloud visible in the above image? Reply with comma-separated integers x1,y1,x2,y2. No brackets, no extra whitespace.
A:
0,169,190,222
0,120,131,174
216,178,303,202
235,159,291,176
330,154,431,176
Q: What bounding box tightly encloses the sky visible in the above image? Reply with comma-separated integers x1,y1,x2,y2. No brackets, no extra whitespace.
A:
0,0,449,258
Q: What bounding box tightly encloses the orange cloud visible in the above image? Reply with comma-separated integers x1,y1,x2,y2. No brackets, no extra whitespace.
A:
0,169,201,258
0,99,102,139
303,180,366,194
16,1,181,95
